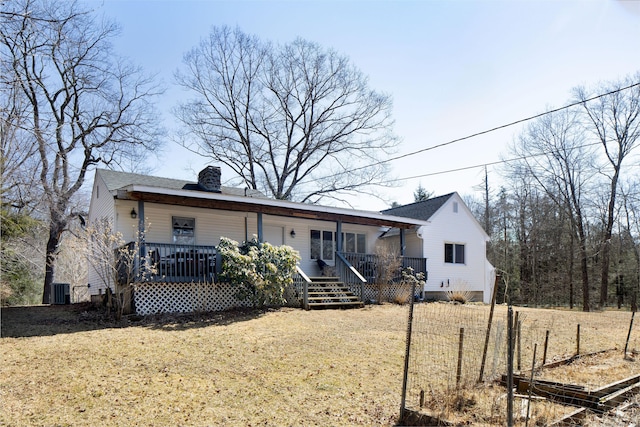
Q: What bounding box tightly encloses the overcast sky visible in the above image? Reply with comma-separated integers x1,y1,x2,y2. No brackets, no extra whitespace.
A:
90,0,640,210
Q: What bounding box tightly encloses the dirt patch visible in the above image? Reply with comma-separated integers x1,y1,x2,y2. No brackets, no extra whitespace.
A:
1,303,106,337
1,303,273,338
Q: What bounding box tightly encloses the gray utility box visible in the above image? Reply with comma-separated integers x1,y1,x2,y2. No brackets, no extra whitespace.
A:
51,283,70,305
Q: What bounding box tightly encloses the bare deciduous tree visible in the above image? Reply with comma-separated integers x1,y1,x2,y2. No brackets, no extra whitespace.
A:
1,0,164,303
574,74,640,307
510,109,595,311
0,65,40,212
174,26,398,203
619,183,640,311
84,218,143,320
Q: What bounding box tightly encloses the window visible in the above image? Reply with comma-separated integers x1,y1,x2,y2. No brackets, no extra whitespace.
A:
172,217,195,245
342,232,366,254
310,229,366,260
322,231,334,260
311,230,334,261
444,243,465,264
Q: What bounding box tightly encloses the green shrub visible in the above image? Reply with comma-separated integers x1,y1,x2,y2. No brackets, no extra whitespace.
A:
218,236,300,308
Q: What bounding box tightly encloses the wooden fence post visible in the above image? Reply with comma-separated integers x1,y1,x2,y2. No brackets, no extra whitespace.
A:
517,317,522,371
525,343,538,427
457,327,465,387
399,281,416,423
625,311,635,358
479,274,500,383
507,307,514,427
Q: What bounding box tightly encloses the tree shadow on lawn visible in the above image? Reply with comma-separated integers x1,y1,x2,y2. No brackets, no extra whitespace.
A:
1,303,274,338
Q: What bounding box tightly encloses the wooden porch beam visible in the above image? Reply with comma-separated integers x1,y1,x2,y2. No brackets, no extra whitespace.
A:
125,191,417,229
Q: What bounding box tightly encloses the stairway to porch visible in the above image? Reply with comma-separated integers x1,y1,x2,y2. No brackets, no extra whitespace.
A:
305,276,364,309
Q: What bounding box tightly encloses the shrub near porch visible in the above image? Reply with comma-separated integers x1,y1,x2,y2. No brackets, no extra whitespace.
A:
217,236,300,308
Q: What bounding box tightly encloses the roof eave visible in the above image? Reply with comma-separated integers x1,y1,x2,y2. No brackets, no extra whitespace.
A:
118,184,428,229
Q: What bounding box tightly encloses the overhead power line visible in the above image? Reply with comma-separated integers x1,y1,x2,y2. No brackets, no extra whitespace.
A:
384,142,603,184
345,80,640,178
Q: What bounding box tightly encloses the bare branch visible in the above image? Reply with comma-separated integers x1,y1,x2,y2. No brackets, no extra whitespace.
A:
174,26,398,202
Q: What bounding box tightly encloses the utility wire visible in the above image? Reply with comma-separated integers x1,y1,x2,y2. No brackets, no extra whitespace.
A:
384,142,604,184
342,81,640,178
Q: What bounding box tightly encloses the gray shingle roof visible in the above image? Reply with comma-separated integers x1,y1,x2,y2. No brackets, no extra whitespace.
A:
381,193,455,221
96,169,266,198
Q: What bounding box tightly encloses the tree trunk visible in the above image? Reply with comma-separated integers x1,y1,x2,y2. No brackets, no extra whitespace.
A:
632,242,640,313
42,221,65,304
569,229,575,309
578,227,590,312
600,242,611,307
600,171,619,307
42,233,58,304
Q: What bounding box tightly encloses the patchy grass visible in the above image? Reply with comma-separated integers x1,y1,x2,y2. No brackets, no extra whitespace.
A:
1,304,408,426
1,303,640,426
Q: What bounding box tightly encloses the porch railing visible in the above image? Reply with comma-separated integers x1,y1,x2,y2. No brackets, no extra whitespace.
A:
141,242,218,283
294,266,313,310
335,252,367,300
339,251,428,287
401,256,428,280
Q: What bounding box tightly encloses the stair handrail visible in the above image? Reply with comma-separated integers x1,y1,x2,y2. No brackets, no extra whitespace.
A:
295,265,313,310
335,252,367,302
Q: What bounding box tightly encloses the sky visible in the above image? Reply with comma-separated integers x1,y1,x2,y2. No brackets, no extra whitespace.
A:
89,0,640,211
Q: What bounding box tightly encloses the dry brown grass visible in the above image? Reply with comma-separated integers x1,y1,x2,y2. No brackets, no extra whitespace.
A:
1,304,408,426
405,304,640,425
1,303,640,426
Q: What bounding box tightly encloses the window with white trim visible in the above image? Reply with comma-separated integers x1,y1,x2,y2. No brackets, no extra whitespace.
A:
444,243,465,264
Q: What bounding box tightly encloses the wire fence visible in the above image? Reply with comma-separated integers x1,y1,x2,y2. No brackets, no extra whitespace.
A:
400,286,640,426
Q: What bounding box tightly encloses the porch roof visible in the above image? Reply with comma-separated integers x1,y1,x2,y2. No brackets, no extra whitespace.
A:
116,184,429,229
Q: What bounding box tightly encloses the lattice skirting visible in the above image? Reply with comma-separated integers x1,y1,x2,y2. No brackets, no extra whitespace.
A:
363,282,413,303
132,281,410,315
133,282,302,315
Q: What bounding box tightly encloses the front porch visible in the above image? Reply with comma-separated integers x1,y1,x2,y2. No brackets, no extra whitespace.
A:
122,242,427,312
127,242,427,309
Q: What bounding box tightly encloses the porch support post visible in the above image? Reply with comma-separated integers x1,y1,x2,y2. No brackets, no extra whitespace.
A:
137,200,145,280
399,228,406,256
336,220,343,253
257,212,263,242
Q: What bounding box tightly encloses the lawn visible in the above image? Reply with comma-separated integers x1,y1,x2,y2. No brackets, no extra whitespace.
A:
1,304,409,426
2,303,639,426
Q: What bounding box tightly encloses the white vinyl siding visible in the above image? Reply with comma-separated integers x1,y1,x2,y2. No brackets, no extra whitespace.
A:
87,174,117,294
417,194,493,303
140,204,250,246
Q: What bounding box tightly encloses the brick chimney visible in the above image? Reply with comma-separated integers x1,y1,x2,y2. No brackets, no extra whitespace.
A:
198,166,222,192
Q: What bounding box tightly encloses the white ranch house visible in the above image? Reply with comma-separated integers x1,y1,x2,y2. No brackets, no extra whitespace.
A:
87,167,494,313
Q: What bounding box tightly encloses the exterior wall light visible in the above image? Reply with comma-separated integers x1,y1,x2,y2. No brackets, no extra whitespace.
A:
130,208,137,219
290,229,296,238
